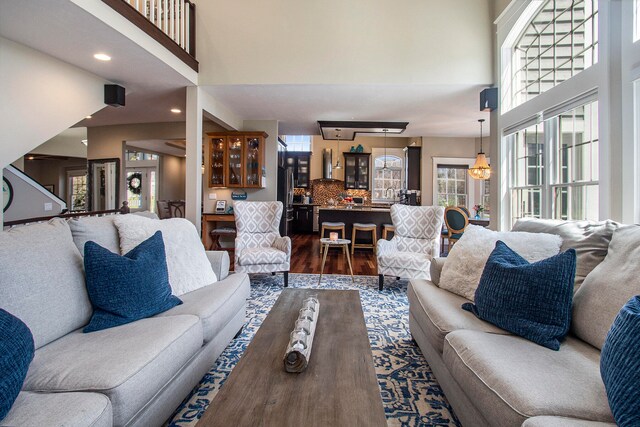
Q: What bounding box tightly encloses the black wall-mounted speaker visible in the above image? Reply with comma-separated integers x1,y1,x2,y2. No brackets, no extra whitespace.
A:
480,87,498,112
105,84,126,107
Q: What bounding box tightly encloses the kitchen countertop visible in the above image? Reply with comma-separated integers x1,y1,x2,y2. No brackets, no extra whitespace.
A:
318,206,391,212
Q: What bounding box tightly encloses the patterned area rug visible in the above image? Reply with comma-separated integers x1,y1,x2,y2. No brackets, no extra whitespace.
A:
168,274,460,426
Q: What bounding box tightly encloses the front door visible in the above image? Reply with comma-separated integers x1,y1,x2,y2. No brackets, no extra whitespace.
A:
126,167,157,212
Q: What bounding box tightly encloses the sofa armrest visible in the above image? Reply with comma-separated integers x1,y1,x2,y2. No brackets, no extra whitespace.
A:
430,257,447,286
205,251,230,280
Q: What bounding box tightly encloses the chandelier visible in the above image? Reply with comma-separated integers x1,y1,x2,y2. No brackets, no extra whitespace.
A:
468,119,491,180
334,129,342,169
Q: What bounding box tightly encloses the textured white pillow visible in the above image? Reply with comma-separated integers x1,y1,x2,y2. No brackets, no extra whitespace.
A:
439,225,562,301
113,215,217,296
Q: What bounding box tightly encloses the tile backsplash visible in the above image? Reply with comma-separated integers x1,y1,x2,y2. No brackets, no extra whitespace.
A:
309,180,371,205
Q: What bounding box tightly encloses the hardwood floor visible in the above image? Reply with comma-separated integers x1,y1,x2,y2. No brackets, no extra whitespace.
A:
289,233,379,276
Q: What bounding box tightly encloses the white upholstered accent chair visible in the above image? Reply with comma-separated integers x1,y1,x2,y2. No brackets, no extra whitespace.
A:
376,204,445,290
234,201,292,286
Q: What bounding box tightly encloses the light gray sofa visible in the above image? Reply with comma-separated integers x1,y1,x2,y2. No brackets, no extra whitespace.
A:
408,218,635,427
0,215,250,427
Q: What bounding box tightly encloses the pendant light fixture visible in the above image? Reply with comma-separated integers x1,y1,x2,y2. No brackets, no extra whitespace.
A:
334,129,342,169
382,128,389,170
468,119,491,180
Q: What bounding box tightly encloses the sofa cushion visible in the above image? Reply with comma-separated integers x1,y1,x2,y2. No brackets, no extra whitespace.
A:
238,247,287,265
0,309,34,421
407,279,509,355
156,272,250,342
114,215,217,296
68,215,121,255
23,315,202,427
462,241,576,350
572,225,640,349
443,330,613,426
1,391,112,427
600,296,640,427
429,257,446,286
512,218,620,290
0,219,92,349
522,416,616,427
439,225,562,301
84,231,182,333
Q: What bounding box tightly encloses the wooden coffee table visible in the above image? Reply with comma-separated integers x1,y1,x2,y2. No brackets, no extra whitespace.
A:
199,289,387,426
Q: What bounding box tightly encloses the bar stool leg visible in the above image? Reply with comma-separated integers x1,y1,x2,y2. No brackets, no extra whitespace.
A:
372,229,377,255
319,225,325,254
351,227,357,255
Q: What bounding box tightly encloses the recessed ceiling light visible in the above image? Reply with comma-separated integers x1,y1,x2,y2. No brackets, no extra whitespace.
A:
27,156,34,160
94,53,111,61
170,108,182,114
85,115,92,119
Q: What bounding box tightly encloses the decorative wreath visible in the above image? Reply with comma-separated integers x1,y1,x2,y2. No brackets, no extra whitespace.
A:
127,172,143,195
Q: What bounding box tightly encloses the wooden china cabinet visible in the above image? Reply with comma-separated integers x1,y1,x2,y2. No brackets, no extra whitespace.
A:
207,132,268,188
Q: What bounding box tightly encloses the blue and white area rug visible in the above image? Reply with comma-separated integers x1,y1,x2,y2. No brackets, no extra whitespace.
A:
169,274,460,426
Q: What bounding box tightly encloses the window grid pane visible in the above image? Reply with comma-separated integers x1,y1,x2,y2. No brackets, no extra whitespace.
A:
506,0,598,111
372,155,403,201
436,166,468,208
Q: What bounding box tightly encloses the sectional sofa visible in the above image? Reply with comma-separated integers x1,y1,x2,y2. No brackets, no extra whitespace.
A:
0,214,250,427
408,218,635,427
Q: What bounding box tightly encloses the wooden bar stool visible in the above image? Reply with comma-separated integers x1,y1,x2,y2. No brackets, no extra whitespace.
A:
319,222,346,254
351,223,377,255
382,223,395,240
209,227,237,250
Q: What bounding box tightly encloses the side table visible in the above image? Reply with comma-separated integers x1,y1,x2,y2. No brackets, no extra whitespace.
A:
319,238,354,284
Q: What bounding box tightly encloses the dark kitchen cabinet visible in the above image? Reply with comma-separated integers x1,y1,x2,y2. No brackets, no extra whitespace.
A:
404,146,421,191
293,205,313,233
343,153,371,190
286,152,311,189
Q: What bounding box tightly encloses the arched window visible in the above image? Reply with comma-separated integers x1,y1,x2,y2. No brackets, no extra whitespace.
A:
503,0,598,111
372,149,404,202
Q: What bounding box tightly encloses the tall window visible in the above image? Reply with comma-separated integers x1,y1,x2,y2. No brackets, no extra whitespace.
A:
509,123,545,222
508,100,599,224
372,149,403,202
67,170,87,212
504,0,598,111
635,0,640,42
436,165,468,207
283,135,312,152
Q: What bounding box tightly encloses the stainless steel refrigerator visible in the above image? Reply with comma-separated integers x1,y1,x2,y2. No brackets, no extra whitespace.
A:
277,166,294,236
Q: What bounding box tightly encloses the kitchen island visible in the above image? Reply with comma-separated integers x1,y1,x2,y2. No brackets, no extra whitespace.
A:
318,206,392,244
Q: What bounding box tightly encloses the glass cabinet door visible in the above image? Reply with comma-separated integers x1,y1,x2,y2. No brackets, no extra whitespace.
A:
344,155,357,189
297,155,310,188
227,136,243,187
209,137,226,187
245,136,261,187
357,155,369,189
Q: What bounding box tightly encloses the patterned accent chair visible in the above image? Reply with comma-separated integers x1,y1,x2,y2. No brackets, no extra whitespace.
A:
376,205,445,291
234,201,291,286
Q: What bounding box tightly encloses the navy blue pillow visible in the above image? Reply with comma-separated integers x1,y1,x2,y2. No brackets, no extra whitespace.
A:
462,240,576,350
601,296,640,426
0,309,34,421
83,231,181,333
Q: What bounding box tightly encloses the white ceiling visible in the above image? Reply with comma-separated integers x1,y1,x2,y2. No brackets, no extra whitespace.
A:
127,139,186,157
0,0,493,138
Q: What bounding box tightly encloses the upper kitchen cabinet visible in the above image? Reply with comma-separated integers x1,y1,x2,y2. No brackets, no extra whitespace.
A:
207,131,268,188
286,152,311,189
344,152,371,190
403,146,421,191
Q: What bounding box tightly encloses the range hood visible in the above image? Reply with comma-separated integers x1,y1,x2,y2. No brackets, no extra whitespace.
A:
321,148,337,181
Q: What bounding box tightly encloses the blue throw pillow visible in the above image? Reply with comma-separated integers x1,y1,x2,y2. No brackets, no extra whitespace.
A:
601,296,640,426
462,240,576,350
0,309,34,421
83,230,181,333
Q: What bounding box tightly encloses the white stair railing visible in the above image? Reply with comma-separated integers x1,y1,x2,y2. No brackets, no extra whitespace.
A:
125,0,194,55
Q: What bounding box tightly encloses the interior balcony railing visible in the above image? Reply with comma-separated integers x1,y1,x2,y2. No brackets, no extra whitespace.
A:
102,0,198,71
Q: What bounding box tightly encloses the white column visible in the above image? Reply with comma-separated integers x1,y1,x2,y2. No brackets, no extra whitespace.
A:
185,86,202,232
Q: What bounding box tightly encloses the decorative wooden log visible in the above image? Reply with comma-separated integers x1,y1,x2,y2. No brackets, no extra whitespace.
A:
284,299,319,373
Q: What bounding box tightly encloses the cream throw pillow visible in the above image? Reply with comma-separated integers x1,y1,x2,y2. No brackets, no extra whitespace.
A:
439,225,562,301
113,215,217,296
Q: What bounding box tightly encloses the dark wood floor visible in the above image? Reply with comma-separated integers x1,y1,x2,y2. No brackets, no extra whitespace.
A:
289,233,379,276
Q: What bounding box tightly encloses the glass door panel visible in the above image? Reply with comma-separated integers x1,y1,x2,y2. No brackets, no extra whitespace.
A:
297,155,309,188
345,155,357,189
126,170,143,210
357,156,369,189
227,137,243,187
245,137,261,187
210,138,226,187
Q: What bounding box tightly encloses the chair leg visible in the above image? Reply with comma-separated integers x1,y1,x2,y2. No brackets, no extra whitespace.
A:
378,274,384,291
233,326,244,339
319,225,325,254
272,272,276,276
283,271,289,287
